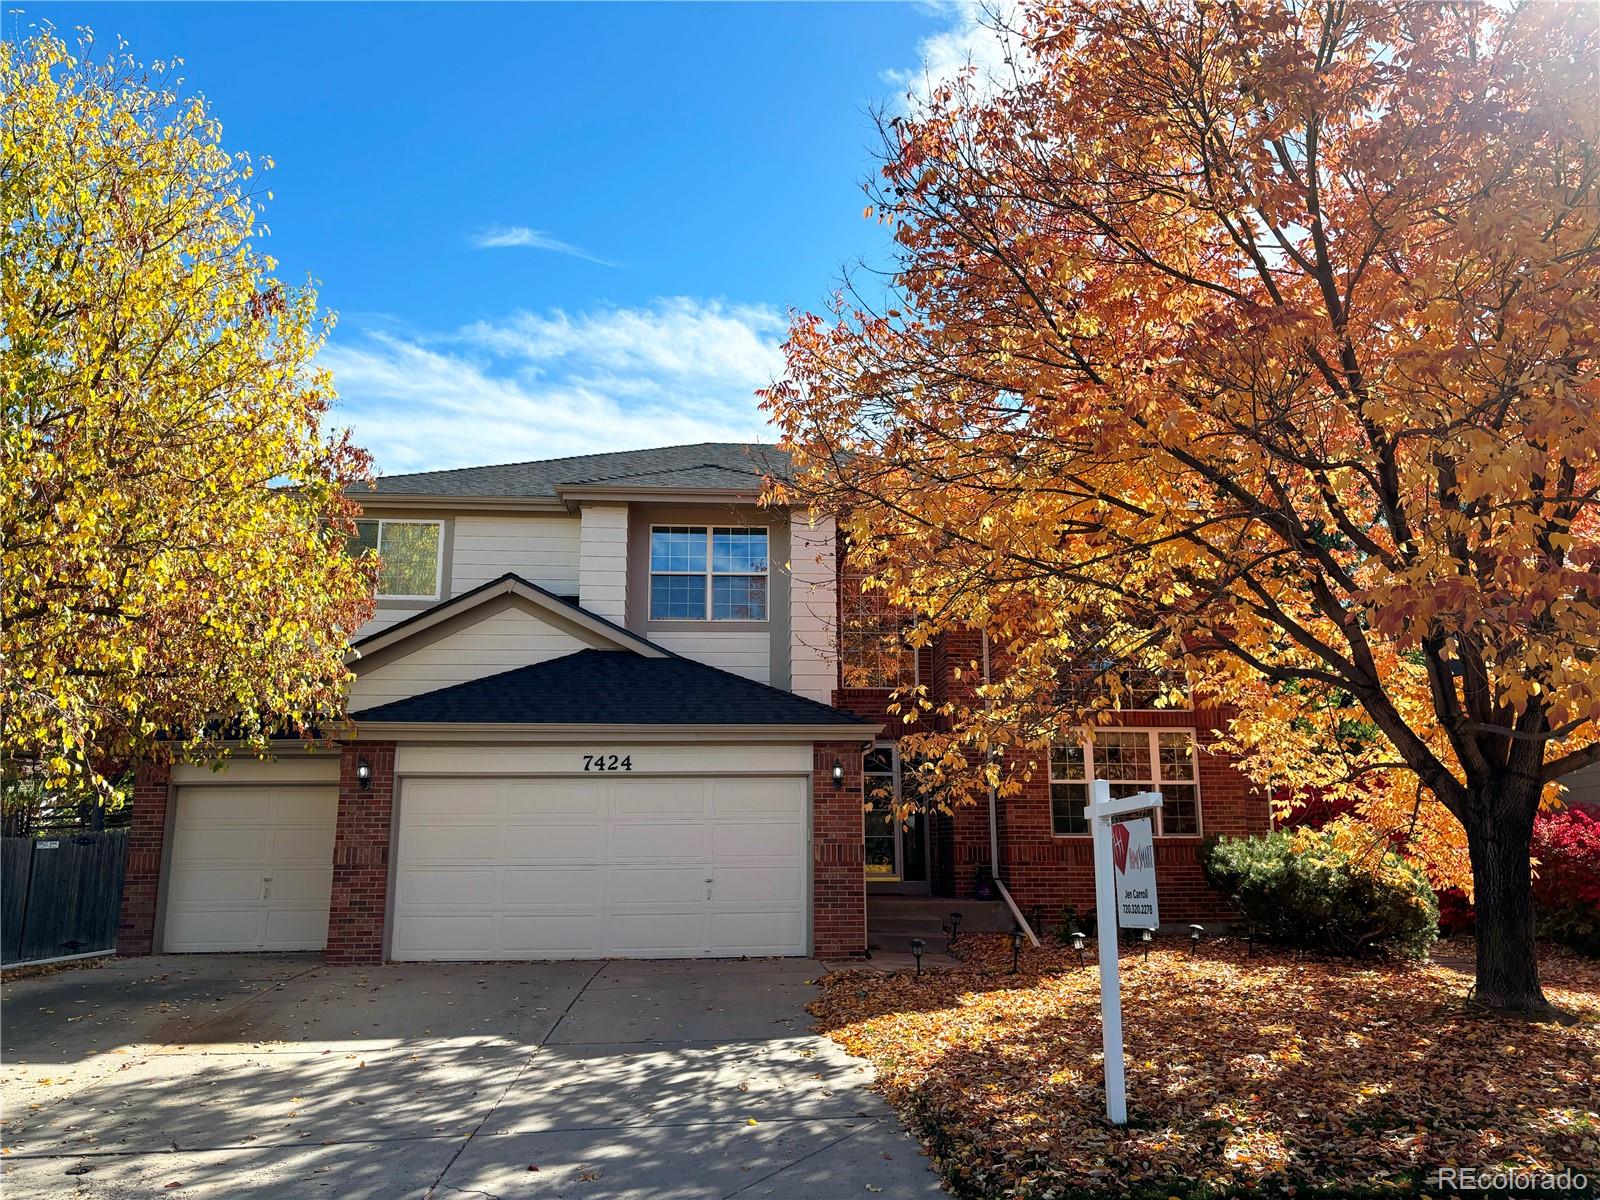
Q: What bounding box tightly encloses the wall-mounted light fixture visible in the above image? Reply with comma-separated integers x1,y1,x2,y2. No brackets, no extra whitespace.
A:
356,758,373,791
831,760,844,789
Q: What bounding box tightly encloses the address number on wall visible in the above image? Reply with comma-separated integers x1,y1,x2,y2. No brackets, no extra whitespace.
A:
582,754,633,772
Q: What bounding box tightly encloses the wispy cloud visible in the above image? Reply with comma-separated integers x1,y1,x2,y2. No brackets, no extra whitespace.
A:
469,225,619,267
321,299,785,475
883,0,1028,114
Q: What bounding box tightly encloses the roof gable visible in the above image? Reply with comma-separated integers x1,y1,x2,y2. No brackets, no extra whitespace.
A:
348,575,668,712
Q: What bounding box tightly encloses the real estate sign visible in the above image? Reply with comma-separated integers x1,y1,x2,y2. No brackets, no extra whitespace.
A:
1111,817,1159,930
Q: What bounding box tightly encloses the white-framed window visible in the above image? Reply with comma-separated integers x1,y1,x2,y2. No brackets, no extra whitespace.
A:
348,519,443,600
649,525,768,621
1050,729,1201,837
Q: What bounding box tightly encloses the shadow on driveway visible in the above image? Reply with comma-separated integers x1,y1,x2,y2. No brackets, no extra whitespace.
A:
1,955,946,1199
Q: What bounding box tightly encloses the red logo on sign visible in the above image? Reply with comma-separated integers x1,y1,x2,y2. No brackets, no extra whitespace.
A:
1112,823,1130,874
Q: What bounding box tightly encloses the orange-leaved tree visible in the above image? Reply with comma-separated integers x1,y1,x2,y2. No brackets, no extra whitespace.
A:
763,0,1599,1011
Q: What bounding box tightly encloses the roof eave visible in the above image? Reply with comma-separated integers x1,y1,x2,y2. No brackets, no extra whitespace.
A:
352,493,568,513
348,721,881,742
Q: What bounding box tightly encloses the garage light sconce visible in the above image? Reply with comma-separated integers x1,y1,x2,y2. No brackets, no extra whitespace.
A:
831,760,844,789
356,758,373,791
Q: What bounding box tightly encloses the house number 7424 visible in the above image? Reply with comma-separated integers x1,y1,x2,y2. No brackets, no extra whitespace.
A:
582,754,632,772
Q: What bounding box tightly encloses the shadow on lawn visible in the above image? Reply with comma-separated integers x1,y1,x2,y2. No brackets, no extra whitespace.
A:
813,940,1600,1199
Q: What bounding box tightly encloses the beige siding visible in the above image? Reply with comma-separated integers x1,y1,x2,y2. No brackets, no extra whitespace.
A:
351,607,418,643
651,630,771,685
350,606,594,709
396,742,812,775
452,514,580,597
579,503,629,624
788,515,837,703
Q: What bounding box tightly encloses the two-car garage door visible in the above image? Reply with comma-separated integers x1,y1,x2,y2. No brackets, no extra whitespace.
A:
391,775,809,960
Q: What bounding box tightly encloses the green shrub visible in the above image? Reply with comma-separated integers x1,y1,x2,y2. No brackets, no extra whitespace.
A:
1203,824,1439,960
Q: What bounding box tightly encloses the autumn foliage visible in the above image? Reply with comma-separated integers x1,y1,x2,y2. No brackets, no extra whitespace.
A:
764,0,1600,1010
812,938,1600,1198
2,31,374,795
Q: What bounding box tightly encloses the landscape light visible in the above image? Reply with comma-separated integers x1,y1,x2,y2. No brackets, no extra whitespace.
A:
946,911,963,950
1070,929,1086,967
911,938,926,977
1010,928,1024,974
1189,924,1205,954
1141,928,1152,962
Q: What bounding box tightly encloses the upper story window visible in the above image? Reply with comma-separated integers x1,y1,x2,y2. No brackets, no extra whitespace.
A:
349,519,443,600
838,572,917,690
1050,729,1201,837
649,526,768,621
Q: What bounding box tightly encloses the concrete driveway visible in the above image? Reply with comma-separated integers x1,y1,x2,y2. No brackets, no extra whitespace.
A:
1,955,945,1199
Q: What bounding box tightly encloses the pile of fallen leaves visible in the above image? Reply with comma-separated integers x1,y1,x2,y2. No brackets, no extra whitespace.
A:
811,936,1600,1198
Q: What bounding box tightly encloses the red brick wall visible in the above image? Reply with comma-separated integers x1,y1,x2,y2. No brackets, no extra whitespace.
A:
325,742,396,965
116,760,172,956
994,720,1267,927
812,741,866,958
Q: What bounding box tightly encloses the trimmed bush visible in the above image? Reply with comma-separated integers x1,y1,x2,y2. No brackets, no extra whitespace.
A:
1531,807,1600,955
1204,823,1439,960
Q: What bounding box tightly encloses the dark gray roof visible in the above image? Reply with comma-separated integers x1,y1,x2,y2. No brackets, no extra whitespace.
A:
350,648,874,728
364,443,791,498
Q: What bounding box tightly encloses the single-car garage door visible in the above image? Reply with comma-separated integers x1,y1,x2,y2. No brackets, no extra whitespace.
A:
392,775,808,960
163,784,338,952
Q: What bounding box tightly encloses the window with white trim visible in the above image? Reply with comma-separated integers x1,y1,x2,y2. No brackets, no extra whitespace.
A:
348,519,443,600
1050,729,1201,836
649,526,768,620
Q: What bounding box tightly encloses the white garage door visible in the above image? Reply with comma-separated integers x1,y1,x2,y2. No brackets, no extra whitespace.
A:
163,785,338,952
392,775,809,960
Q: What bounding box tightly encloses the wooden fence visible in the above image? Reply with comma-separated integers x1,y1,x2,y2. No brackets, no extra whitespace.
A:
2,831,128,965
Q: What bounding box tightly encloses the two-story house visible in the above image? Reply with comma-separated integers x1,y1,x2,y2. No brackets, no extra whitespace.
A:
115,442,1274,965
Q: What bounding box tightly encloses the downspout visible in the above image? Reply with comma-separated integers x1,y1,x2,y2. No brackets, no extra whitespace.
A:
982,631,1040,946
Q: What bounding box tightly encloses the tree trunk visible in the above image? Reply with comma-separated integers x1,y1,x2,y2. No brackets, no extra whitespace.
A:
1464,780,1548,1013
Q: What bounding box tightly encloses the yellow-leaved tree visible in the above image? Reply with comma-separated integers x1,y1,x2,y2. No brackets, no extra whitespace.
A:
2,29,375,799
764,0,1599,1012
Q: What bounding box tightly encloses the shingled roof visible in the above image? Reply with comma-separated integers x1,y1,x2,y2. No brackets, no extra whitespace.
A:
350,648,875,729
362,442,790,498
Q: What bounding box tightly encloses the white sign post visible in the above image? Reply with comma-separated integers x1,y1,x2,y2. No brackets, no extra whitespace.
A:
1087,778,1162,1126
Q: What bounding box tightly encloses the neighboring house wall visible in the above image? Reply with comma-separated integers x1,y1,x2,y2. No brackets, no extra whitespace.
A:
578,503,629,624
1561,757,1600,810
789,515,837,705
349,599,612,709
451,514,580,596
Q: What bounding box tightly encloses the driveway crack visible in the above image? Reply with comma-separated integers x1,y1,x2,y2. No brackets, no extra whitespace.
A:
423,961,606,1200
718,1117,884,1199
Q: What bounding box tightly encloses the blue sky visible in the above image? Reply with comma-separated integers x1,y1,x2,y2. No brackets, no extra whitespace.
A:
25,1,1004,474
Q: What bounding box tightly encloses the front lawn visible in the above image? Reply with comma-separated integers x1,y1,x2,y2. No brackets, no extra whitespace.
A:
811,936,1600,1198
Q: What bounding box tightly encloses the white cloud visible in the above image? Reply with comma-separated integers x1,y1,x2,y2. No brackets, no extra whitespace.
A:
883,0,1028,113
321,299,784,475
469,225,619,267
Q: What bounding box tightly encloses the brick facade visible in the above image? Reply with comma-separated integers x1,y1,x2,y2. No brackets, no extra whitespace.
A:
811,741,867,959
116,759,173,956
325,742,396,965
835,622,1272,926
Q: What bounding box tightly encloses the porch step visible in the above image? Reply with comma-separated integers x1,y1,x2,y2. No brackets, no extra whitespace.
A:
866,897,1012,951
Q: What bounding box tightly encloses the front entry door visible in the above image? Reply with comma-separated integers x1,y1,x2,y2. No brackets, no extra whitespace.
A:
863,743,928,893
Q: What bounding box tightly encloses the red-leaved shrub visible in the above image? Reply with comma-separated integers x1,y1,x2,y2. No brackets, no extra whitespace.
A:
1530,807,1600,954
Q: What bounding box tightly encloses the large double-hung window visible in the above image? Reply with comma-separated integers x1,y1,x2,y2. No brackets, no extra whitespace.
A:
348,519,443,600
649,526,769,621
1050,729,1201,836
